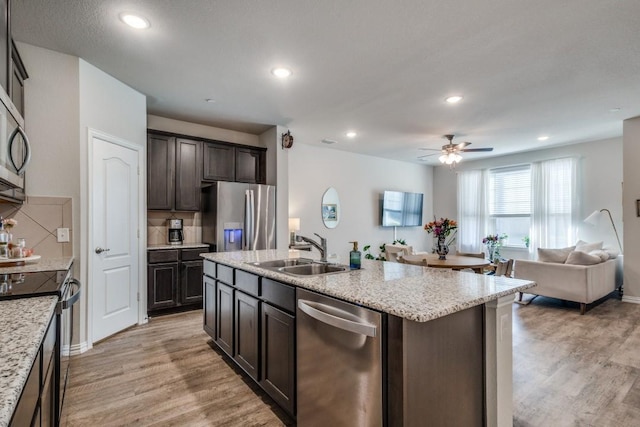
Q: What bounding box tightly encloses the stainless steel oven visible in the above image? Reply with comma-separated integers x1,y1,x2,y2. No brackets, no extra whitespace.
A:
56,275,81,425
0,86,30,203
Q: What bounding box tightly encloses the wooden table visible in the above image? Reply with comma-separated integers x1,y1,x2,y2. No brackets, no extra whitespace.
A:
402,254,491,274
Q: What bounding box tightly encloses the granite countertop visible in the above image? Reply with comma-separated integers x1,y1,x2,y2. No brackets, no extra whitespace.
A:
0,256,73,275
202,249,536,323
0,296,58,427
148,243,210,250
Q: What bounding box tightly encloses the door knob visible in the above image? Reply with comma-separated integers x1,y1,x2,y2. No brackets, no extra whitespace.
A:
95,247,110,254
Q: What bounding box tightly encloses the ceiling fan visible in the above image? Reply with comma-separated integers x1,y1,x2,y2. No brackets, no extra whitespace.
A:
418,134,494,165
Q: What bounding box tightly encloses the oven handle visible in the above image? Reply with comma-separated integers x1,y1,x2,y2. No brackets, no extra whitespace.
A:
62,278,81,310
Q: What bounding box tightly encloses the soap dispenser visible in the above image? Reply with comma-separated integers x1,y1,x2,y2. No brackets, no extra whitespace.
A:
349,241,361,270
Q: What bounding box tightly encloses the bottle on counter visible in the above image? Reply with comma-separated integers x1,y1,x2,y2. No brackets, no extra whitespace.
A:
0,220,9,259
349,241,361,270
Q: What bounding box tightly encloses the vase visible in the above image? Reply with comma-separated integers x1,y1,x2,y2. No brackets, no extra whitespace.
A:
436,234,449,260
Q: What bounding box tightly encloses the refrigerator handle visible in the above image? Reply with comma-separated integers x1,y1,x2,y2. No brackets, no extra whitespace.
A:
249,190,255,249
244,190,255,250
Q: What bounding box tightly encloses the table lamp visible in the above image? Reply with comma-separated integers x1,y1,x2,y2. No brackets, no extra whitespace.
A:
289,218,300,245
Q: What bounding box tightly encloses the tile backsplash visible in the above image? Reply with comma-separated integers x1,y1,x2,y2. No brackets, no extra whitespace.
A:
147,211,202,245
0,196,72,258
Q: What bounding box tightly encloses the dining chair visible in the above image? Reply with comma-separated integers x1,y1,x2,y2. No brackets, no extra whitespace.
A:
457,251,486,259
384,244,414,262
494,259,514,277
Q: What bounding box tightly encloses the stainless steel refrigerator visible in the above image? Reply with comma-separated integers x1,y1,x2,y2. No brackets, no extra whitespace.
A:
202,181,276,252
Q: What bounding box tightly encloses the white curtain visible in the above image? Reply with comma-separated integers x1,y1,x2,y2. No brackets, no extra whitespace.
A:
457,169,487,253
530,157,579,252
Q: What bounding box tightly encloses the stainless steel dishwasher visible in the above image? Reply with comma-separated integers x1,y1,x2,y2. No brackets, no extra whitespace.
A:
297,288,383,426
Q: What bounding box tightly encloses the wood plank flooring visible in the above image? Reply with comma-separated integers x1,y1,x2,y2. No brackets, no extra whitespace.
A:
63,296,640,426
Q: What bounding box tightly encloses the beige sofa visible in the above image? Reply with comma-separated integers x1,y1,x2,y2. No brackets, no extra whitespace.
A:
514,257,617,314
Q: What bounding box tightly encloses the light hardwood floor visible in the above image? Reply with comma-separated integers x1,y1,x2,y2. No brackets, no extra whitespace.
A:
64,296,640,426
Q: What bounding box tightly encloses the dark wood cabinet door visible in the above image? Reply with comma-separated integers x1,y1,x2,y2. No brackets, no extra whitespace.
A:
147,262,179,310
260,303,295,415
181,260,203,305
0,0,7,92
215,282,234,356
203,142,235,182
234,291,260,380
235,148,265,184
147,134,176,210
203,275,216,338
175,138,202,211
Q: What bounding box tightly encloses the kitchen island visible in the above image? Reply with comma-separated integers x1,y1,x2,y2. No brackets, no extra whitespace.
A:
202,249,536,426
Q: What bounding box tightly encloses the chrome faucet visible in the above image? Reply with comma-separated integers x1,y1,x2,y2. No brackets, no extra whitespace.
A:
296,233,327,262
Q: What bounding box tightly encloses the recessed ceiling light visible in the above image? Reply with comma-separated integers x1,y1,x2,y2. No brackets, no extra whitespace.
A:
271,67,292,78
537,136,549,141
445,95,463,104
205,98,216,103
321,139,337,145
119,13,150,29
610,107,621,113
346,131,357,138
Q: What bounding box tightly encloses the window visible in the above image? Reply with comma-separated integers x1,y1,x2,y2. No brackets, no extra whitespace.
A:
488,165,531,248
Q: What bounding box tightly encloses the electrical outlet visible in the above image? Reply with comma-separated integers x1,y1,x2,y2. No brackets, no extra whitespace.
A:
56,228,70,243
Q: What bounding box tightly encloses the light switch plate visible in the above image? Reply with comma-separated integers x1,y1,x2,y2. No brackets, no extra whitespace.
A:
57,228,70,243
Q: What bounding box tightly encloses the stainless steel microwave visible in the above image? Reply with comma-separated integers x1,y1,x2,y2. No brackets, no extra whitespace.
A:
0,86,30,203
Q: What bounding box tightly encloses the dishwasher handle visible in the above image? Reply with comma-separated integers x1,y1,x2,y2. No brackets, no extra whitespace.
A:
298,299,377,337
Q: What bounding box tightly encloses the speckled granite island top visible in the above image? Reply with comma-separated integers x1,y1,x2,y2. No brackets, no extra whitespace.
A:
0,256,73,274
0,296,57,427
201,249,536,322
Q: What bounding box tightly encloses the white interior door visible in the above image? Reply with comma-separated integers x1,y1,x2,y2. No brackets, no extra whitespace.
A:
91,133,139,342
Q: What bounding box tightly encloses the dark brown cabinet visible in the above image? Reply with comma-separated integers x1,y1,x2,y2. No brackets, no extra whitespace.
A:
261,303,295,415
10,40,27,117
1,0,8,93
203,141,266,184
147,248,205,313
215,281,234,356
234,291,260,380
203,261,296,417
147,133,201,211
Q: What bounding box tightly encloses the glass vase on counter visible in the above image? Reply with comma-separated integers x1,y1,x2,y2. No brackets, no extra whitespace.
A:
0,222,10,259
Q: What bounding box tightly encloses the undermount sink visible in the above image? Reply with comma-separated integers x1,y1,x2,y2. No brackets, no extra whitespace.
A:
249,258,314,268
279,263,349,276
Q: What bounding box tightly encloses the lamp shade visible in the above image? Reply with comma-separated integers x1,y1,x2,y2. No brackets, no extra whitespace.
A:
583,210,602,225
288,217,300,231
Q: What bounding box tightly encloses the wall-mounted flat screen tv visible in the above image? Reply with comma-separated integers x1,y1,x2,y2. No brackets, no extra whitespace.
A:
381,190,424,227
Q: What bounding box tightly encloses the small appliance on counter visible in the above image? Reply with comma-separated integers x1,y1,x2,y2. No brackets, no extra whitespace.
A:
167,219,184,245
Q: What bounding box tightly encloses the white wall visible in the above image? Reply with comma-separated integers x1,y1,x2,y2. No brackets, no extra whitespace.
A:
147,115,261,147
260,125,290,249
78,60,147,347
623,117,640,300
433,137,623,260
289,144,434,263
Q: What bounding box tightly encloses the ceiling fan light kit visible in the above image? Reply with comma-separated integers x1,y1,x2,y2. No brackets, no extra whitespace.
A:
418,134,494,166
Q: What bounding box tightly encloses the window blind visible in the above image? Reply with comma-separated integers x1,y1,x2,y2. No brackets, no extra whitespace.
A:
488,165,531,216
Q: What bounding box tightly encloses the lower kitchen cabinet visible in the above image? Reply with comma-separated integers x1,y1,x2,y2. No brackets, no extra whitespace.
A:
260,303,295,415
215,281,235,356
203,261,296,417
148,248,205,313
234,291,260,380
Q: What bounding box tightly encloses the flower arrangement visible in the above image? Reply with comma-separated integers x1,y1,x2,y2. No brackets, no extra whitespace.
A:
483,233,508,261
2,218,17,230
424,218,457,237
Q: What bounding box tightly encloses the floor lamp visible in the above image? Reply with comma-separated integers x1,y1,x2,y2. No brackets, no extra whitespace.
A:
583,208,623,253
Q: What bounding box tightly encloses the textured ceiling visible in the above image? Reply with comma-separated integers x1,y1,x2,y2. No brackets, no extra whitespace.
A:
11,0,640,164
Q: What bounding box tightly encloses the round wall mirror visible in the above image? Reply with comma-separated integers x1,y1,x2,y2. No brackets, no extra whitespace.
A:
321,187,340,229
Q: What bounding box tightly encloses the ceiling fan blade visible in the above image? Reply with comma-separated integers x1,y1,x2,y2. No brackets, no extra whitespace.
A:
454,141,471,150
418,147,441,151
417,152,440,159
461,147,494,152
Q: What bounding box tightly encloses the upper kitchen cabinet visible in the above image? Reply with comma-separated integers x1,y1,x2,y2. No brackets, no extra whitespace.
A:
147,132,202,211
10,40,28,117
0,0,8,93
203,141,266,184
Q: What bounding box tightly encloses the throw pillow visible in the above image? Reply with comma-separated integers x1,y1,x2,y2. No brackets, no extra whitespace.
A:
575,240,603,253
603,246,620,259
589,249,610,262
565,250,602,265
537,246,576,263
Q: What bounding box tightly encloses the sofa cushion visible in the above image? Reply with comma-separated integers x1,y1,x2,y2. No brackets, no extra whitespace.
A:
537,246,576,263
603,246,620,259
575,240,603,253
565,250,602,265
589,249,610,262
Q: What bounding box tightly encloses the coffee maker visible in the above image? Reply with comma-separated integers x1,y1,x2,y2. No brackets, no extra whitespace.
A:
167,219,184,245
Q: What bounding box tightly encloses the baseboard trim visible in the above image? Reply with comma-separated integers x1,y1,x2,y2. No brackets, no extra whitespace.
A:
622,295,640,304
67,341,91,356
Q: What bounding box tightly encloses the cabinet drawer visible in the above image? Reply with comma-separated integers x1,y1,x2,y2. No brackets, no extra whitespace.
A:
236,270,260,297
204,260,216,278
262,278,295,313
217,264,234,285
182,248,205,261
148,250,179,264
42,317,56,379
